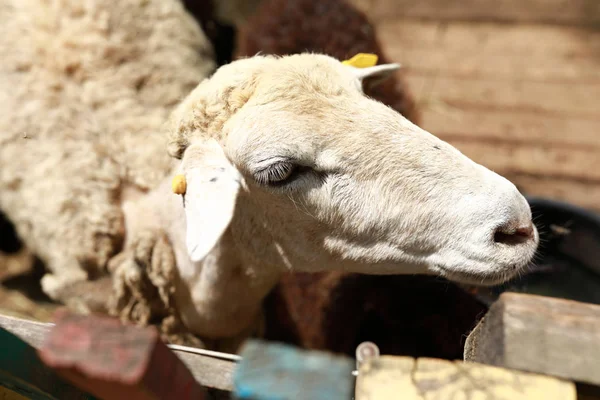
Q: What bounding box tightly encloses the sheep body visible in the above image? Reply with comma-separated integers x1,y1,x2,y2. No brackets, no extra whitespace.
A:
0,0,215,305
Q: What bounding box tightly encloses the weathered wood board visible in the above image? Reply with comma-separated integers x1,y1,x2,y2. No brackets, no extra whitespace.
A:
355,355,577,400
350,0,600,27
0,314,235,392
1,312,594,400
37,311,207,400
464,292,600,386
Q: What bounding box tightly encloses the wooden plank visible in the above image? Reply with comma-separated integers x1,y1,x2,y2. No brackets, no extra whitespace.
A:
356,356,420,399
410,45,599,82
443,139,600,183
417,108,600,149
355,355,577,400
0,314,236,392
37,311,207,400
406,74,599,119
0,326,96,400
233,340,354,400
377,20,600,83
506,174,600,212
170,352,235,393
0,314,53,349
386,46,600,84
464,292,600,386
376,20,600,55
349,0,600,27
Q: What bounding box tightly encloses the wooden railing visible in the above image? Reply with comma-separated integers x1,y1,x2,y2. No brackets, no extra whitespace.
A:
1,292,600,399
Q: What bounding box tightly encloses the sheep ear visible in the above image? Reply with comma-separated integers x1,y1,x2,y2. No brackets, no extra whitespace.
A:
351,64,401,88
178,139,242,262
342,54,400,83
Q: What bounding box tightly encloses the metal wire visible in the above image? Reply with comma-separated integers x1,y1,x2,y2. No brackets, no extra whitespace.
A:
167,343,243,362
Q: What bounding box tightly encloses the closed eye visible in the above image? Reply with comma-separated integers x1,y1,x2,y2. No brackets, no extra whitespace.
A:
254,161,315,187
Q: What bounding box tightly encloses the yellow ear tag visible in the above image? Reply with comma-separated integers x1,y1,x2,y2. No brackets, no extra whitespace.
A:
341,53,378,68
172,174,187,195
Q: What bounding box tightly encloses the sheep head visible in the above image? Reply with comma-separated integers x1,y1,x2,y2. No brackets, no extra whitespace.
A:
167,53,538,286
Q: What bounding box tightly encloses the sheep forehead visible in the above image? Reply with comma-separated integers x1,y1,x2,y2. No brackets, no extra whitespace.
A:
225,54,379,142
244,55,383,137
215,53,348,83
227,54,415,159
211,53,358,107
260,55,358,98
167,53,360,159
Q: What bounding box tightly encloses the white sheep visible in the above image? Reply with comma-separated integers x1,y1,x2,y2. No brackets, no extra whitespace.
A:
0,0,216,313
114,53,539,350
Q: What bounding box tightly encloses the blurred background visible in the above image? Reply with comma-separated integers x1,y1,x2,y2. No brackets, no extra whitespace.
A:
350,0,599,211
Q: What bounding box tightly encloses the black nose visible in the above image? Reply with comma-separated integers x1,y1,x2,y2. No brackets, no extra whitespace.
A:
494,223,534,246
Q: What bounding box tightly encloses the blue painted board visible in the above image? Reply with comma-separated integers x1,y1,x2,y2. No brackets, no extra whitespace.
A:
233,340,354,400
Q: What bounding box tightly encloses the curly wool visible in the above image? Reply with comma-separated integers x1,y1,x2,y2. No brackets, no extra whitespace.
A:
234,0,420,124
0,0,215,302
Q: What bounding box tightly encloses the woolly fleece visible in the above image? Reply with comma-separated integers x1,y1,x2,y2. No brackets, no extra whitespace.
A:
0,0,215,304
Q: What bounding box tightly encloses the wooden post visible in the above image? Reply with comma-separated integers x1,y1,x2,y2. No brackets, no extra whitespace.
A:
464,292,600,386
37,310,206,400
233,340,354,400
355,355,576,400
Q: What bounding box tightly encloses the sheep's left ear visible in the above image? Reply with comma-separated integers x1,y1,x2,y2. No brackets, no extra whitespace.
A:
175,138,242,262
351,64,401,87
351,64,401,81
342,53,400,86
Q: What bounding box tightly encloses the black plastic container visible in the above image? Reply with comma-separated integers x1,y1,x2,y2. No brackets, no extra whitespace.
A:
470,196,600,306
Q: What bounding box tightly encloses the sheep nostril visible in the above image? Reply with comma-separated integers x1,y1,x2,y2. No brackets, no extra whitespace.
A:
515,224,534,237
493,223,534,246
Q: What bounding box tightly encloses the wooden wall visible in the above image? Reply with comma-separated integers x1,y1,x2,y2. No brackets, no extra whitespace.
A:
351,0,600,211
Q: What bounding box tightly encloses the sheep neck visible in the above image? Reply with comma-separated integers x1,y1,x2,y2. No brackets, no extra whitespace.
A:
172,227,280,339
122,175,280,340
147,178,278,340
